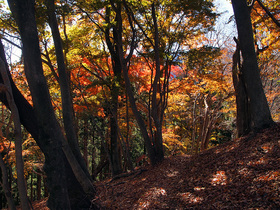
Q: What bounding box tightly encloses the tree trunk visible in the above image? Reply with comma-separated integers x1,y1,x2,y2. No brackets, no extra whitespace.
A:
0,57,30,210
83,119,89,167
125,94,134,171
151,3,164,163
6,0,71,208
231,0,274,131
36,173,41,201
200,97,210,151
45,0,97,203
111,1,158,165
232,38,251,137
30,173,33,202
110,114,122,176
0,38,93,209
0,153,16,210
105,6,124,176
45,0,92,180
5,0,97,208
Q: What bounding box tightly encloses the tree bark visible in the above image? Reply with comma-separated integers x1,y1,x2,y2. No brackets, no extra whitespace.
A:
151,3,164,163
105,5,123,176
231,0,274,131
7,0,71,207
5,0,97,208
45,1,97,204
0,57,30,210
256,0,280,28
30,173,33,202
112,1,163,166
45,0,92,180
36,173,41,201
232,37,251,137
0,153,16,210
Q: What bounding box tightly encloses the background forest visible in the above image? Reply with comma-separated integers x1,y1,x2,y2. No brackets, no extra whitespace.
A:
0,0,279,209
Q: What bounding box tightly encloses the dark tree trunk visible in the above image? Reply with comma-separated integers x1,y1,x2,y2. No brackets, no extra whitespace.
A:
151,3,164,163
0,51,30,210
36,174,41,201
105,5,125,176
45,0,96,203
4,0,97,208
0,153,16,210
111,1,159,166
45,0,91,180
109,58,122,177
7,1,70,207
83,119,89,167
110,113,122,176
231,0,274,132
232,38,251,137
30,173,33,202
0,39,96,208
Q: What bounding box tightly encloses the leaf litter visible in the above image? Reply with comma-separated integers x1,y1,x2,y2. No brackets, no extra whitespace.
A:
95,123,280,209
18,123,280,209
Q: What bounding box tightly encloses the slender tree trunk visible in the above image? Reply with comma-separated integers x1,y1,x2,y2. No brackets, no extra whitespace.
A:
256,0,280,28
110,114,122,176
151,3,164,163
111,1,157,165
30,173,33,202
191,94,199,154
45,0,91,180
91,129,96,178
0,153,16,210
36,174,41,201
0,57,30,210
105,6,124,176
199,96,210,151
83,119,89,167
231,0,274,131
109,85,122,176
125,94,134,171
43,177,48,198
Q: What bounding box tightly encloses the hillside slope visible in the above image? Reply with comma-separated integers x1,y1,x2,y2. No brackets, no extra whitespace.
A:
95,124,280,209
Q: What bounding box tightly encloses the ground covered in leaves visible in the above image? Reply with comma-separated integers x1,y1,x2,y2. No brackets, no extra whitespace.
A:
26,124,280,209
94,124,280,209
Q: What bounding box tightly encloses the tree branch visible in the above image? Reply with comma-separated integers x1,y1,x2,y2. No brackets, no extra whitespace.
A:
256,0,280,28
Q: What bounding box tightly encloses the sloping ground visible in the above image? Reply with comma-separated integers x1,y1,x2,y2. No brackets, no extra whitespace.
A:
94,124,280,209
15,124,280,209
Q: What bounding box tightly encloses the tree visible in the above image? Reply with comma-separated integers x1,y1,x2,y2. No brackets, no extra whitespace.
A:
4,0,96,208
250,0,280,122
167,45,234,154
44,0,92,180
0,53,30,209
255,0,280,28
114,0,217,165
231,0,275,135
0,144,16,210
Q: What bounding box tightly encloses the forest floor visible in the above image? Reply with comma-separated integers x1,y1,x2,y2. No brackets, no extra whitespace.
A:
33,123,280,209
95,123,280,209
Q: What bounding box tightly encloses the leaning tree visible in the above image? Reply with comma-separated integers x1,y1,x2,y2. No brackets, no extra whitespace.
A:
2,0,97,209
